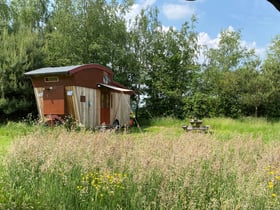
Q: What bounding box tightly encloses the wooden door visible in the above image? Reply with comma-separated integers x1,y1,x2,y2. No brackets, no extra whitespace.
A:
100,90,110,124
43,86,65,115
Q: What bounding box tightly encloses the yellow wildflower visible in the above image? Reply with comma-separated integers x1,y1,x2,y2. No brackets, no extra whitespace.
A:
269,181,274,189
77,185,83,190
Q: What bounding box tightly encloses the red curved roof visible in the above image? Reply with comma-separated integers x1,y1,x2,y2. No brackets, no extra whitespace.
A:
25,63,113,76
69,64,113,75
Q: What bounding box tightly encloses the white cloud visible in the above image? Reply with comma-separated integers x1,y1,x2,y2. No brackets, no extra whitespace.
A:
197,26,266,63
125,0,157,24
142,0,157,7
161,25,173,32
124,2,267,61
227,25,235,32
162,4,195,20
197,26,237,49
240,40,266,59
197,32,219,49
225,26,265,59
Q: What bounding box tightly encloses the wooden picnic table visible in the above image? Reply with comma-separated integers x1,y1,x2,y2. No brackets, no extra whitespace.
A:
182,118,210,133
190,119,203,128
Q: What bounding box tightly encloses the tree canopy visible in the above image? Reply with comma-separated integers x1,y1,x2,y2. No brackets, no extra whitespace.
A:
0,0,279,121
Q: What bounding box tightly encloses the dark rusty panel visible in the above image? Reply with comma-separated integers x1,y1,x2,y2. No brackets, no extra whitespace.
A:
32,75,74,87
43,99,65,115
43,86,65,115
73,68,113,88
100,90,110,125
30,68,114,89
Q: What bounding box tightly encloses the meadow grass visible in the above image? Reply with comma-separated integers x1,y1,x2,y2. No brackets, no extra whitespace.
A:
1,118,280,209
205,117,280,142
0,121,47,156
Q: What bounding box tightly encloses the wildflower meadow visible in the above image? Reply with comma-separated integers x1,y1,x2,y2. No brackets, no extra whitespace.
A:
1,118,280,209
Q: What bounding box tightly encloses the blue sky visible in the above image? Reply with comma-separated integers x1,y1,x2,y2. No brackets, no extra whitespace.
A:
126,0,280,58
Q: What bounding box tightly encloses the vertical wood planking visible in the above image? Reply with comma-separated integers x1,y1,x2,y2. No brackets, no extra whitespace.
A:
111,92,130,126
74,86,97,128
72,86,81,124
34,87,44,120
65,86,75,119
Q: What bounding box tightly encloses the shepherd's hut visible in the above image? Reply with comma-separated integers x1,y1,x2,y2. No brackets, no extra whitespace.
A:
25,64,133,129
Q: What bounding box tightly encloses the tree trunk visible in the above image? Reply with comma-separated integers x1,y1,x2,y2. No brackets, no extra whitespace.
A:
255,106,258,118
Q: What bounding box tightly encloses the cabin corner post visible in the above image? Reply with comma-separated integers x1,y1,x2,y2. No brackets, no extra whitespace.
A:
33,87,44,121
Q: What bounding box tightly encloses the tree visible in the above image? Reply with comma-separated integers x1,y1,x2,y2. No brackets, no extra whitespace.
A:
236,58,271,117
0,27,43,118
128,8,199,118
202,29,260,117
262,35,280,117
0,0,11,29
45,0,131,66
146,21,199,118
124,8,159,118
10,0,51,31
0,0,136,120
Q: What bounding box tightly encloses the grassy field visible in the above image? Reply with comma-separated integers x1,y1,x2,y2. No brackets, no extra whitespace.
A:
0,122,38,157
1,117,280,209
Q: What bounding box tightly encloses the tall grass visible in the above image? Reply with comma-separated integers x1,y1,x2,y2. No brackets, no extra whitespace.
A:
1,122,280,209
0,121,46,154
205,117,280,142
142,117,280,142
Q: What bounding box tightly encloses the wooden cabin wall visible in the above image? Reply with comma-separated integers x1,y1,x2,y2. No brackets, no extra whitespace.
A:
111,92,130,126
74,86,97,129
33,86,130,128
111,92,118,123
33,87,44,120
96,90,101,126
65,86,79,121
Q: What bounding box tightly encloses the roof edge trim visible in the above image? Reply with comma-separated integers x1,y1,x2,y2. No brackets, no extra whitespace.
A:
97,83,133,93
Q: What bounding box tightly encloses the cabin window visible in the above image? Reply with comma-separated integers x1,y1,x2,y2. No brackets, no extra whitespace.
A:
67,90,73,96
38,92,43,97
44,76,59,83
80,95,86,102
